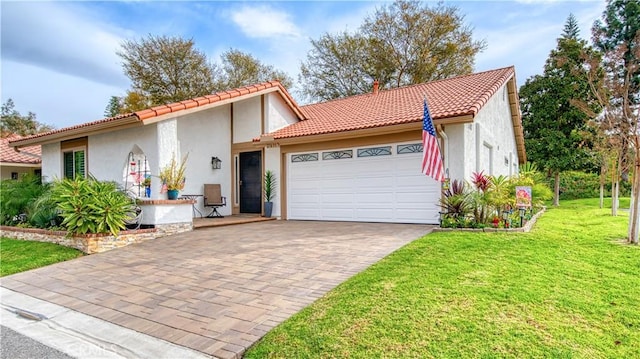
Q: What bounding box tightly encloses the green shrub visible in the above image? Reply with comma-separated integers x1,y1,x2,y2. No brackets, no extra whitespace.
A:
547,171,631,200
51,176,134,236
28,190,62,229
0,174,50,226
439,163,552,229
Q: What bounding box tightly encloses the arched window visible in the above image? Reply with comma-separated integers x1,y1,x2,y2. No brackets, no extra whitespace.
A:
123,146,150,198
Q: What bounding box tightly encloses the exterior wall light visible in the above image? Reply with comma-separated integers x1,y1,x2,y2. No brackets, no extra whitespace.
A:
211,157,222,170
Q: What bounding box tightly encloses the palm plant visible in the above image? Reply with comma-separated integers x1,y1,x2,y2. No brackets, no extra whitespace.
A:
264,170,277,202
470,171,492,224
440,179,472,219
51,175,134,236
0,174,49,225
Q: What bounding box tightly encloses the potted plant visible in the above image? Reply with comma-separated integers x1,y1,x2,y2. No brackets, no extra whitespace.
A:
159,154,188,200
263,170,276,217
142,176,151,198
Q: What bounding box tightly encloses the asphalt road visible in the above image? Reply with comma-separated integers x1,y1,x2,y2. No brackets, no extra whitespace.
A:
1,325,73,359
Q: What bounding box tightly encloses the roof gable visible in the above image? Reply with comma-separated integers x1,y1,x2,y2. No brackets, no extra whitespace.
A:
10,81,303,147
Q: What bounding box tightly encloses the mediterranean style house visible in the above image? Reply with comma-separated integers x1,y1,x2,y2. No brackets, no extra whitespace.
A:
9,66,525,226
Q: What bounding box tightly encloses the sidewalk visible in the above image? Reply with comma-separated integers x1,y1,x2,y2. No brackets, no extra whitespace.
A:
0,287,212,359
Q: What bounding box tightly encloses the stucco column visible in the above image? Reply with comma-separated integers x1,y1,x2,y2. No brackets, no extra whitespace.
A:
154,119,179,199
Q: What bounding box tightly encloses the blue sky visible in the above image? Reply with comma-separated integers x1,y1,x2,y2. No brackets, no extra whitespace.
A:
1,0,607,129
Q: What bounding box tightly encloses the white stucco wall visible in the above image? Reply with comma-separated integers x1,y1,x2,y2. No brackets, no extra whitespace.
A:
0,165,40,180
140,202,192,225
265,93,298,133
465,83,519,180
157,119,179,170
89,125,158,193
264,145,281,218
41,142,61,182
178,105,232,216
443,123,467,182
233,96,262,143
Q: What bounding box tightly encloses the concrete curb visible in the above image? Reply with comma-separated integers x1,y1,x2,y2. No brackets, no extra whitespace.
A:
0,287,213,359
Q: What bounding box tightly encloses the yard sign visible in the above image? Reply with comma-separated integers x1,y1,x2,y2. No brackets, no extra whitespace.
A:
516,186,532,208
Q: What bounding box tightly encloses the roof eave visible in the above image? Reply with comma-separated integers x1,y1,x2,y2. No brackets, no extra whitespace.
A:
255,114,474,146
506,76,527,164
9,115,141,148
0,161,41,167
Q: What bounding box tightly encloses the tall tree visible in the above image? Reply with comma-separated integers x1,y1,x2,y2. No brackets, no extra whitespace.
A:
1,99,53,137
118,35,218,106
593,0,640,182
590,0,640,244
300,0,486,101
300,32,379,100
219,49,293,89
362,0,485,88
520,14,601,206
112,37,294,113
104,96,123,117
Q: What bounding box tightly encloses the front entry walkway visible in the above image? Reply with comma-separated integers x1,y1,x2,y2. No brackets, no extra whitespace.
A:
1,221,431,359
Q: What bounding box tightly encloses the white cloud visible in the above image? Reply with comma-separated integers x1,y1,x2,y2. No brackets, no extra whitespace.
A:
1,1,129,88
470,0,606,85
230,5,301,39
1,60,125,128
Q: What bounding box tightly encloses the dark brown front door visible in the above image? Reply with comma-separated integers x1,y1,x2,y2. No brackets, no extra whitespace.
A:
239,151,262,213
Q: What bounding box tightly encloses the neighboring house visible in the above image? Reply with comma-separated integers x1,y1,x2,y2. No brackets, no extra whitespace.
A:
1,134,41,180
9,66,525,225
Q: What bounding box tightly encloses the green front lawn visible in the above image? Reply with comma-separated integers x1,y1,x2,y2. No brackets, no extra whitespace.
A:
246,198,640,358
0,238,83,277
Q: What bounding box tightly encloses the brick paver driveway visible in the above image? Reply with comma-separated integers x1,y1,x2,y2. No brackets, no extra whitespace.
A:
1,221,431,358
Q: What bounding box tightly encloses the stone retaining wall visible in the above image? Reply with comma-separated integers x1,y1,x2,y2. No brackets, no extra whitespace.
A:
0,222,192,254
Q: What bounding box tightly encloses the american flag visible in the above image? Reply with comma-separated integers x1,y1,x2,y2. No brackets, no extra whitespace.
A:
421,98,444,182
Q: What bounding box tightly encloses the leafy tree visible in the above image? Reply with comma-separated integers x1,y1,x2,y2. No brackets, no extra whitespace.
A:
362,0,485,87
300,32,379,100
121,91,152,113
112,36,293,113
118,35,218,106
1,99,53,137
589,0,640,243
218,49,293,89
300,0,486,101
104,96,123,117
520,14,600,206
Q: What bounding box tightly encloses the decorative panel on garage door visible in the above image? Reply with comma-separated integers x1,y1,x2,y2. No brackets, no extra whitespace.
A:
287,142,440,224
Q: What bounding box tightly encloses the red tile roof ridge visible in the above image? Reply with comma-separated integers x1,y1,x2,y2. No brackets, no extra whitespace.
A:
11,80,304,147
301,66,515,110
267,66,517,141
7,113,136,145
133,80,304,122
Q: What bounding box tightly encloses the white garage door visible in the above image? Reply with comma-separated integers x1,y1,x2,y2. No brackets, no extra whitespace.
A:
287,142,440,224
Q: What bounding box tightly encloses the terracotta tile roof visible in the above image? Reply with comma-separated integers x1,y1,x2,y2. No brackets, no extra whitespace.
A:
267,66,517,140
8,113,136,146
135,81,303,121
10,81,303,147
1,134,41,165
